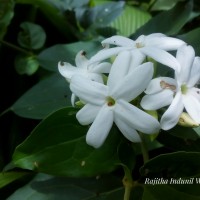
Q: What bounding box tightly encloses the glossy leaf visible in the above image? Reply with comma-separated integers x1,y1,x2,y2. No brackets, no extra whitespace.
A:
111,5,151,36
11,73,72,119
0,171,30,188
178,27,200,56
37,41,102,72
7,173,124,200
140,152,200,178
132,1,193,37
18,22,46,50
12,107,121,177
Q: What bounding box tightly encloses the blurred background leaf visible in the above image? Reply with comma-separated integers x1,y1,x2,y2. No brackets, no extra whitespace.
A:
17,21,46,50
0,0,15,40
7,173,125,200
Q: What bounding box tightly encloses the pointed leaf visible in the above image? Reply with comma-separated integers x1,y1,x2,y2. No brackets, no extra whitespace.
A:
0,171,30,188
11,73,71,119
132,1,193,37
12,107,121,177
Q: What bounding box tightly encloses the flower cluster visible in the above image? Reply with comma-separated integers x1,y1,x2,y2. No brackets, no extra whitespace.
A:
58,33,200,148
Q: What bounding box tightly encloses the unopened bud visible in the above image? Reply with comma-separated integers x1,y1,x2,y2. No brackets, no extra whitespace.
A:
178,112,199,127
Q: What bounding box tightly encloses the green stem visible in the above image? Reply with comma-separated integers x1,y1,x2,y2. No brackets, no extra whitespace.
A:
123,176,132,200
122,165,133,200
0,40,32,55
139,133,149,163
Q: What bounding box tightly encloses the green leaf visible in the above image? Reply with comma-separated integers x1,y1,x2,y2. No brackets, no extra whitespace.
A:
140,152,200,178
157,128,200,152
37,41,102,72
143,185,200,200
178,28,200,56
18,21,46,50
11,73,72,119
0,0,15,40
0,171,30,188
7,173,124,200
12,107,121,177
150,0,182,11
166,125,200,140
77,1,124,30
15,55,39,75
132,1,193,37
110,5,151,36
48,0,89,10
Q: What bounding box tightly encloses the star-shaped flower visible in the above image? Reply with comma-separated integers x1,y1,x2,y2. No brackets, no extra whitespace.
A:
70,52,160,148
141,44,200,130
90,33,185,71
58,50,111,105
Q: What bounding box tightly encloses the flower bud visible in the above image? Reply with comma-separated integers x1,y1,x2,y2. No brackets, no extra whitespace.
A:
178,112,199,127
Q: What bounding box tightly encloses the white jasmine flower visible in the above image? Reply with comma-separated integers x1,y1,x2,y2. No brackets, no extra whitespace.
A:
90,33,185,71
70,53,160,148
141,45,200,130
58,50,111,105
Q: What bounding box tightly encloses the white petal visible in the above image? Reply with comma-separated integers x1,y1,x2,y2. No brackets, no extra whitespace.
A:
145,36,185,50
140,47,180,71
86,73,104,83
175,45,195,84
187,57,200,87
146,33,166,39
89,47,130,64
86,105,114,148
145,77,177,94
129,50,145,70
160,92,184,130
111,62,154,102
76,104,101,125
141,90,174,110
188,87,200,101
107,51,131,89
101,35,135,47
58,61,78,82
115,100,160,134
182,94,200,123
114,115,141,142
75,50,88,68
70,76,107,105
71,93,76,107
90,62,111,73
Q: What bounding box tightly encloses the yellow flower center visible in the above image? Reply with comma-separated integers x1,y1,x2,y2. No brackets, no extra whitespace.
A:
106,96,115,106
181,84,188,94
135,42,144,48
